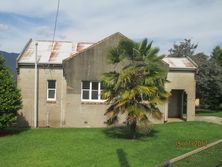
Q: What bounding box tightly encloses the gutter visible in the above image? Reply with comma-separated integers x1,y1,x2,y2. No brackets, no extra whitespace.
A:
169,67,196,72
18,63,63,68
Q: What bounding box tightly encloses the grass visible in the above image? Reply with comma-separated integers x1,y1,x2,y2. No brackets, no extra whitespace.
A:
196,109,222,117
173,143,222,167
0,122,222,167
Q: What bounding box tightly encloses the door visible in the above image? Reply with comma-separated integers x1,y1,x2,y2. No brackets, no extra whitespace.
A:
168,90,183,118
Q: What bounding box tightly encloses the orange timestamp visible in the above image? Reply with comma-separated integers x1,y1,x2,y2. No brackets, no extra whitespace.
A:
176,140,208,148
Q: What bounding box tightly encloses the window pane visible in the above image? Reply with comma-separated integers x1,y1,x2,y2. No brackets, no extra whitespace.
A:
92,90,98,99
48,90,55,99
82,81,90,89
48,80,56,89
92,82,98,90
83,90,89,99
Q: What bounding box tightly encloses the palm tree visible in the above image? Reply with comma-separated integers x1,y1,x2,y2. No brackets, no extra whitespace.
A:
101,39,169,139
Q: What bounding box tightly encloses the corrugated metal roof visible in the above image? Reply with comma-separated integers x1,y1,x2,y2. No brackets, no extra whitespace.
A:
18,40,93,64
18,37,196,70
162,57,197,69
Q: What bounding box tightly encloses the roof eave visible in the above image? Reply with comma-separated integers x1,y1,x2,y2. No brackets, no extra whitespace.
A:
16,38,32,67
169,67,197,72
17,62,63,67
187,56,198,68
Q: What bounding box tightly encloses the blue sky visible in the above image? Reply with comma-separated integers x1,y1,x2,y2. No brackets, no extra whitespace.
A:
0,0,222,55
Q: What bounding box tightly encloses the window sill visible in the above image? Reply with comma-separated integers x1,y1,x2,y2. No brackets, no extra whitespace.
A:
81,101,106,105
47,100,56,103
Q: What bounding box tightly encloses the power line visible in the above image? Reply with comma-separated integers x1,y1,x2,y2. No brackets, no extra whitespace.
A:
52,0,60,45
48,0,60,68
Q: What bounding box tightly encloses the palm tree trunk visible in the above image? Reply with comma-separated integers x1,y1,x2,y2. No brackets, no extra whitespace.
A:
130,121,137,139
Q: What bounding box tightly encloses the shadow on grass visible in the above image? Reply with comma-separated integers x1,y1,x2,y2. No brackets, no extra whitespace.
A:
196,109,221,114
103,126,158,140
0,128,30,137
0,113,30,138
116,148,130,167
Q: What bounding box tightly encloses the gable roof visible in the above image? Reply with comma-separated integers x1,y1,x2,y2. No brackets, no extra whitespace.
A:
17,39,93,65
162,57,197,71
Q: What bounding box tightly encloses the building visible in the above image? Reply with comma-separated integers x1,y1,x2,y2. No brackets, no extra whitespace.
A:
16,32,197,128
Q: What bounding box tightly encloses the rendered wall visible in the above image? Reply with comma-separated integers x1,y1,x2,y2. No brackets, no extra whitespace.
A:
165,71,196,121
17,33,196,127
17,66,65,127
62,33,169,127
63,33,127,127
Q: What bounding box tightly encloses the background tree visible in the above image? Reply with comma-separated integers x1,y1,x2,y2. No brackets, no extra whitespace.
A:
191,51,222,110
211,46,222,67
0,55,22,129
168,39,198,57
101,39,169,139
168,39,222,110
191,53,211,108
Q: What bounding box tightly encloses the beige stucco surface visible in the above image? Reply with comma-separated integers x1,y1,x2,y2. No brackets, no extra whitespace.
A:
17,67,65,127
165,71,196,121
17,68,196,128
17,33,196,128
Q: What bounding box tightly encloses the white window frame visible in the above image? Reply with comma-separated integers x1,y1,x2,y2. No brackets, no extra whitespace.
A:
81,81,105,102
47,80,56,101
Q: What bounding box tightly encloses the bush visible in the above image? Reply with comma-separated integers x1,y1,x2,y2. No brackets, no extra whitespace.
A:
0,55,22,129
0,113,16,129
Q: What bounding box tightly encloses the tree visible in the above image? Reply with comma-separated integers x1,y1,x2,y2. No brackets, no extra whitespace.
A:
191,53,211,107
211,46,222,67
101,39,169,139
191,52,222,110
0,55,22,129
168,39,198,57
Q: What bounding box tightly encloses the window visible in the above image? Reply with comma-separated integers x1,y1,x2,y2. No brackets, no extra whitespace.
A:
47,80,56,101
81,81,104,102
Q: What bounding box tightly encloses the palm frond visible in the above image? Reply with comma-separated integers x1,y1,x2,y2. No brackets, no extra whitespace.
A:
101,38,170,130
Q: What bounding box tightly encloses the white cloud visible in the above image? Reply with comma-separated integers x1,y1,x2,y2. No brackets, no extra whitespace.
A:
0,24,9,32
0,0,222,55
36,26,53,37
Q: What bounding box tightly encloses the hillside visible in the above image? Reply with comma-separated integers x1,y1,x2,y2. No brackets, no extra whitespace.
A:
0,50,19,78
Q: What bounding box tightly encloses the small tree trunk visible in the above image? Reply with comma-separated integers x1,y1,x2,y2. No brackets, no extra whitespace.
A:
130,121,137,139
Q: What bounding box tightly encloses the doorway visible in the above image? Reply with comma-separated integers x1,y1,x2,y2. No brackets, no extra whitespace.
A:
168,90,187,119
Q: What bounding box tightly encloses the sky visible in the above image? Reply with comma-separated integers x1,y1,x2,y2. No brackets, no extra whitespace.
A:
0,0,222,55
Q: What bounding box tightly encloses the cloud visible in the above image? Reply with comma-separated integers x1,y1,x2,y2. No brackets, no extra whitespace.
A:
0,0,222,55
36,26,53,37
35,26,67,40
0,23,9,32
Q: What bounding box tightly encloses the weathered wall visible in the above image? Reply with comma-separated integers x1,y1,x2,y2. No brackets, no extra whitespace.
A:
64,33,126,94
62,33,128,127
165,71,196,121
17,66,65,127
17,33,196,128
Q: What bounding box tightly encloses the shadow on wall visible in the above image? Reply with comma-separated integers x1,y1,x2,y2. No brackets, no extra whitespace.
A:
103,126,158,139
16,112,30,128
116,148,130,167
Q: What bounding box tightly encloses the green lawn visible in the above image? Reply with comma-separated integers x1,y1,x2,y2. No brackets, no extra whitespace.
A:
0,122,222,167
196,109,222,117
174,143,222,167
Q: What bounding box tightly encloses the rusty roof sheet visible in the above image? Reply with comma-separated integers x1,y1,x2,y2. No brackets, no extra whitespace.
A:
18,40,93,64
162,57,197,69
